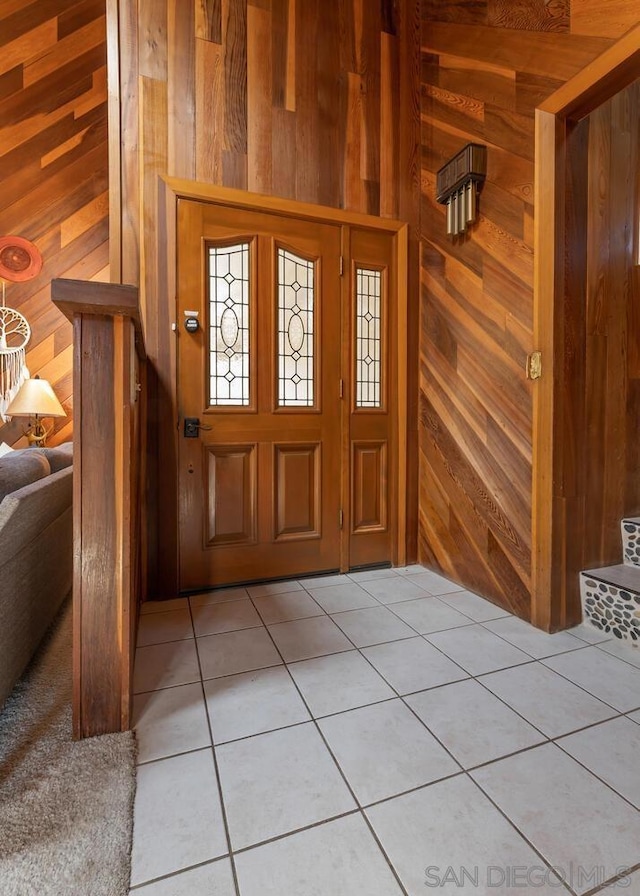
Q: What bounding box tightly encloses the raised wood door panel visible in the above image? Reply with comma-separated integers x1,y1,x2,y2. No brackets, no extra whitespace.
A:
177,200,342,589
347,228,396,568
352,441,388,532
205,443,257,546
274,443,321,540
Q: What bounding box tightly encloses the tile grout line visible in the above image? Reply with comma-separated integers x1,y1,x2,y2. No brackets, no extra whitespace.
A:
187,595,243,896
244,602,414,896
132,572,640,894
463,768,582,896
593,639,640,671
213,604,592,896
551,734,640,814
537,653,640,715
128,857,230,893
212,586,636,893
136,595,636,773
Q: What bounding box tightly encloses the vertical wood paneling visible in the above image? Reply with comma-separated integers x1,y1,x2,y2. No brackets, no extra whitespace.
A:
247,3,272,194
398,0,421,565
111,0,418,596
419,1,632,619
0,0,108,449
583,82,640,570
196,0,222,43
168,1,196,179
113,0,140,285
195,37,225,183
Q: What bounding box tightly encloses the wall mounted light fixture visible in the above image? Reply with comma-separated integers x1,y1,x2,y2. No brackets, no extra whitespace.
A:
436,143,487,237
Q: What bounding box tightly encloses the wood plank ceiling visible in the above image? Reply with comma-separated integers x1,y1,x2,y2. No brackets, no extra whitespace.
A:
0,0,108,448
419,0,634,617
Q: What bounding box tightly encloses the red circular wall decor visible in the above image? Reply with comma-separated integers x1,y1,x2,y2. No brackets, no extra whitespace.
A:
0,236,43,282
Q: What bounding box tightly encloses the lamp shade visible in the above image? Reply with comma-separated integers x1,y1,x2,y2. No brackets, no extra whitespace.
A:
5,377,66,418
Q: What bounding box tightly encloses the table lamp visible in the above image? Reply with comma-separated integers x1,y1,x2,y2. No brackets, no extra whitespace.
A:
5,375,66,447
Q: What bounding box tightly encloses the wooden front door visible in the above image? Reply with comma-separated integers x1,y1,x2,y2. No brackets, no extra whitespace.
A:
177,197,400,591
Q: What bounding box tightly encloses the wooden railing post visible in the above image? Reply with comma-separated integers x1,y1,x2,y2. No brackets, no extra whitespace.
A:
52,278,147,739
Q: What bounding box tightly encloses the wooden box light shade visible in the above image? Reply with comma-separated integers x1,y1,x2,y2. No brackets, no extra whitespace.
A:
436,143,487,237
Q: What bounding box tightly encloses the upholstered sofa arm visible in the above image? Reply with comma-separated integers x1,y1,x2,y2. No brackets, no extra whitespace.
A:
0,465,73,710
0,466,72,568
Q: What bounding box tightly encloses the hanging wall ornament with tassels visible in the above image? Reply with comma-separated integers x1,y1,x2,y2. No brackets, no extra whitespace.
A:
0,236,42,422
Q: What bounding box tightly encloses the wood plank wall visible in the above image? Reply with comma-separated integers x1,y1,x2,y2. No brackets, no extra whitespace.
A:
419,1,636,618
110,0,421,596
0,1,108,449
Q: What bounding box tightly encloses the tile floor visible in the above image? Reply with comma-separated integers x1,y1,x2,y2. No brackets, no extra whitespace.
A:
129,566,640,896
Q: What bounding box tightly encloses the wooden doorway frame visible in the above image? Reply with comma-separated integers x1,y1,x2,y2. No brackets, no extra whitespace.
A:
532,25,640,631
158,178,409,592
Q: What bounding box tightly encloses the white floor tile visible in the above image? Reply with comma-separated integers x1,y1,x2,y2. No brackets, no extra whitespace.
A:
203,666,310,743
288,650,395,717
197,627,282,680
597,637,640,669
406,679,545,768
252,590,325,624
543,646,640,712
140,597,189,615
480,662,615,738
234,814,404,896
133,640,201,694
391,597,472,634
330,606,416,647
367,775,565,896
190,586,250,607
484,615,584,659
361,636,468,695
130,749,227,887
394,564,428,576
298,573,351,588
436,589,510,622
192,599,262,636
133,682,211,763
426,625,531,675
268,615,353,662
137,608,194,647
403,569,463,594
247,580,302,598
568,622,612,644
361,576,431,604
319,699,459,805
348,567,397,583
307,582,379,613
130,858,235,896
471,744,640,894
216,722,356,850
131,572,640,896
557,717,640,808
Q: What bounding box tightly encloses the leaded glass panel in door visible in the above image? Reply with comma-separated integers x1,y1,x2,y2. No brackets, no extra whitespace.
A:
277,248,315,408
208,242,251,407
355,267,383,409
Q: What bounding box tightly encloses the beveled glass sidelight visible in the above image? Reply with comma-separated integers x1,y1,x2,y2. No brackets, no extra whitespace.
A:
208,242,250,406
277,248,315,408
355,267,382,408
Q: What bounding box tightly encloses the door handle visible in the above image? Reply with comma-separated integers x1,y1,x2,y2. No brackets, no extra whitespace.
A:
183,417,213,438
